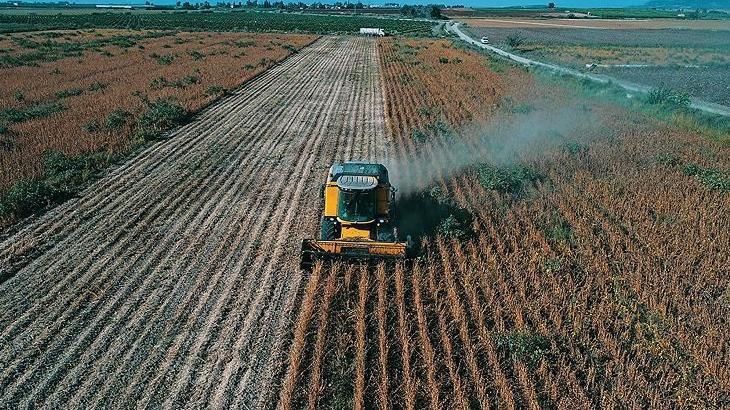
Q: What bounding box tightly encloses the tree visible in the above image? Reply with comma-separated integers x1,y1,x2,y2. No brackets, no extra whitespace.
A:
430,5,441,19
548,2,555,8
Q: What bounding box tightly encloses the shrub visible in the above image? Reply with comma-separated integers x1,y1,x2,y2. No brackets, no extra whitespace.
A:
438,56,449,64
88,81,107,92
236,40,255,48
411,129,427,143
106,109,132,129
12,90,24,102
512,102,535,114
476,163,541,195
0,151,105,220
655,153,681,167
493,331,551,366
543,258,562,272
646,87,690,109
205,85,225,95
506,33,525,48
153,54,174,65
137,98,187,140
170,75,200,88
545,217,573,244
55,88,84,99
562,141,587,155
437,214,467,239
188,50,204,60
150,76,168,90
83,119,101,133
682,164,730,191
0,179,52,220
0,101,64,124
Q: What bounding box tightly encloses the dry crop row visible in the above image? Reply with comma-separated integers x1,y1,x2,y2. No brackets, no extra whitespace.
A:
377,38,505,140
278,38,730,408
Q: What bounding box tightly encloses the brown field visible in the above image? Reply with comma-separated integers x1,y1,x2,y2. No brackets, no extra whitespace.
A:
377,38,506,138
0,32,728,409
459,17,730,30
514,44,730,66
0,30,317,193
278,38,730,408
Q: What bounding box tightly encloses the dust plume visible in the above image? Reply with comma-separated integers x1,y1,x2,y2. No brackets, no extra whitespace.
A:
385,102,601,196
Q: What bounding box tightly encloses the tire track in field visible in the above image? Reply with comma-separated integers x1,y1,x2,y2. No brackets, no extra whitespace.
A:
0,36,389,407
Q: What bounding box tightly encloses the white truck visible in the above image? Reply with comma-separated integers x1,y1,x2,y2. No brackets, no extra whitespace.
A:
359,28,385,37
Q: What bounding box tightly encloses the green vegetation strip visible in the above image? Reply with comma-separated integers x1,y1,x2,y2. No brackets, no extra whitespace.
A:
1,31,172,68
0,11,433,35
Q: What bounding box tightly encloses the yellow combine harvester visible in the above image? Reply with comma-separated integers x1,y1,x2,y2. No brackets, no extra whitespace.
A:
300,162,411,270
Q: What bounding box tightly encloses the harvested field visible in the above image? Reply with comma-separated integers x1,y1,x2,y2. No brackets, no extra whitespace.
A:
0,30,317,195
597,64,730,106
0,36,389,407
462,25,730,105
463,26,730,49
279,38,730,408
459,17,730,30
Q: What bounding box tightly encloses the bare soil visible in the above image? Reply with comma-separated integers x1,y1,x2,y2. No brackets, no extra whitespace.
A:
0,35,389,408
459,17,730,30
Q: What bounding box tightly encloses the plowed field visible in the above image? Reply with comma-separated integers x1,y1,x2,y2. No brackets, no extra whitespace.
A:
0,36,388,408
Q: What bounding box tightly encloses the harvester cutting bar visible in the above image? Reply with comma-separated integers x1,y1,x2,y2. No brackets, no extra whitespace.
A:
300,239,408,270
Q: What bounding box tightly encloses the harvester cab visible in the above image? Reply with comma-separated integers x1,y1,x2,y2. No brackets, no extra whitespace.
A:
300,162,411,270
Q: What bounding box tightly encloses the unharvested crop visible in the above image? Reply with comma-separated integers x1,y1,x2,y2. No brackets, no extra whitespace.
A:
0,30,317,225
279,37,730,409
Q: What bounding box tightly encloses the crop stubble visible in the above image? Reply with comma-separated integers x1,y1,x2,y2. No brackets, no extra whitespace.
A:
0,36,389,408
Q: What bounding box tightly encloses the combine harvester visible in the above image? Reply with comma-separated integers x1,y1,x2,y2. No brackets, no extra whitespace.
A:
300,162,411,270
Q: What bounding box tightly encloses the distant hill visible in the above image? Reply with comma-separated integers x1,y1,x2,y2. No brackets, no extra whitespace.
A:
644,0,730,8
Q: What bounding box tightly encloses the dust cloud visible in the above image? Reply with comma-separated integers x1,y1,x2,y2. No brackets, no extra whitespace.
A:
386,103,599,196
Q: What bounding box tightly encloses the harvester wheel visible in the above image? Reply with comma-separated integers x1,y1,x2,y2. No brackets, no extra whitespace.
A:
320,218,336,240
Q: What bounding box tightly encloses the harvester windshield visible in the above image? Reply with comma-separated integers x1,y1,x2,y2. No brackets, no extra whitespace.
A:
338,190,376,222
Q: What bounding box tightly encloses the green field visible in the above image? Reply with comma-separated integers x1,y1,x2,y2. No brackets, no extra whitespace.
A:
0,9,434,35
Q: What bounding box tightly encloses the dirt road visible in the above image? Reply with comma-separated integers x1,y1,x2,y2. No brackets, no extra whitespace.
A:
0,36,389,408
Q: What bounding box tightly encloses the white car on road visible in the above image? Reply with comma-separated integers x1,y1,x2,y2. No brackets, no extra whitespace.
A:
480,37,489,44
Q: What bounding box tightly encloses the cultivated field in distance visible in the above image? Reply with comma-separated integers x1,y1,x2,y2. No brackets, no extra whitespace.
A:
460,18,730,106
0,5,728,409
